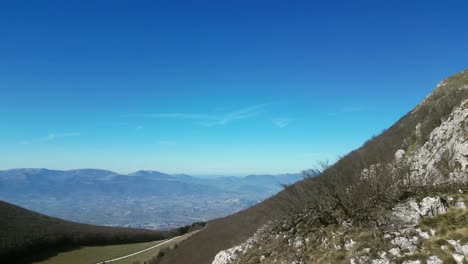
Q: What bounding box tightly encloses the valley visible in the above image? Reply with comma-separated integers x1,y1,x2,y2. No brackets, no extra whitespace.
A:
34,231,197,264
0,170,301,229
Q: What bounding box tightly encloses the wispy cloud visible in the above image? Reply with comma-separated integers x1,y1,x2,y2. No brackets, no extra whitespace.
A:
130,103,269,126
41,132,81,141
139,113,216,120
272,118,291,128
135,125,144,131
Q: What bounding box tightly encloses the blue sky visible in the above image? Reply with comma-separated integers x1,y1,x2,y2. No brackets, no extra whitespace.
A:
0,0,467,175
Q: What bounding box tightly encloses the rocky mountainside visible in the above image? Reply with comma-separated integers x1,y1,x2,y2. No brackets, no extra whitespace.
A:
156,70,468,264
210,72,468,264
212,192,467,264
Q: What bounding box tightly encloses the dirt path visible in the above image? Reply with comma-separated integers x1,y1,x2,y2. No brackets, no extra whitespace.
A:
95,236,180,264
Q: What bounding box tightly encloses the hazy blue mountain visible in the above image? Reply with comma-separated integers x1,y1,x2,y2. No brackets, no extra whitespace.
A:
0,168,302,229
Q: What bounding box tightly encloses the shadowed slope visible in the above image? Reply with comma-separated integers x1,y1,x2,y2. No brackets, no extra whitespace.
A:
0,201,199,264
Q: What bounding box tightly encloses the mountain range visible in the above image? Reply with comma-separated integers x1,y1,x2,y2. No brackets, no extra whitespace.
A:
0,169,302,229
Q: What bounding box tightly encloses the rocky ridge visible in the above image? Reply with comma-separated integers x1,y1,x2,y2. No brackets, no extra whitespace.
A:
212,193,467,264
408,99,468,185
211,80,468,263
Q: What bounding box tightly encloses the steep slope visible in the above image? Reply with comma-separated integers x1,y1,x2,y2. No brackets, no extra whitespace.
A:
213,192,467,264
157,69,468,264
213,95,468,263
0,201,200,264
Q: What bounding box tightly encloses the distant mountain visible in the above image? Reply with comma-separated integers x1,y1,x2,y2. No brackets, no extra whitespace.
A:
0,169,301,198
0,169,302,229
129,170,177,178
0,168,219,198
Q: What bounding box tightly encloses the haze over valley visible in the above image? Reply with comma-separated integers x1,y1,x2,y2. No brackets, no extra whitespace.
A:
0,169,301,229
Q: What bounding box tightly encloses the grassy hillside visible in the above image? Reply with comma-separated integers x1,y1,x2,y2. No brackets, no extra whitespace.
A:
34,240,164,264
157,69,468,264
0,201,203,263
34,231,197,264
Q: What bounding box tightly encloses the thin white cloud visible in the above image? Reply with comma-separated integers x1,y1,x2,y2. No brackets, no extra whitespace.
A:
272,118,290,128
131,103,269,126
135,125,144,130
202,104,268,126
41,132,81,141
140,113,217,120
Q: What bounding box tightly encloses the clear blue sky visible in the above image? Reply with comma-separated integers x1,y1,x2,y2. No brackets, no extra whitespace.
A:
1,0,467,175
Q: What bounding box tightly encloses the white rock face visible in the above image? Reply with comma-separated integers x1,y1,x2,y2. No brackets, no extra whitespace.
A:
456,197,467,209
391,196,448,227
462,244,468,257
290,261,303,264
419,196,447,216
409,99,468,185
447,239,458,247
371,259,389,264
452,253,465,264
402,261,421,264
388,247,400,256
362,248,371,254
447,240,468,257
415,228,431,239
345,239,356,250
448,196,455,205
426,255,443,264
391,199,421,227
212,248,241,264
358,256,370,263
293,237,304,248
391,236,418,252
395,149,406,161
415,122,422,139
211,225,268,264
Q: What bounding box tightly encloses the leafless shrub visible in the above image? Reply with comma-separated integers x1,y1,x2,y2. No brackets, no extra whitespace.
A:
275,146,414,225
